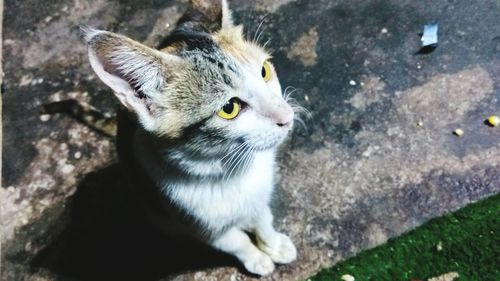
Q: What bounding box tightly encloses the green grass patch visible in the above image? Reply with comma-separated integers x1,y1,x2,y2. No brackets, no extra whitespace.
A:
309,194,500,281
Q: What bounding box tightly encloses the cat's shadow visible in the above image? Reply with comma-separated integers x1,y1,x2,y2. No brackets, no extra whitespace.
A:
32,163,240,281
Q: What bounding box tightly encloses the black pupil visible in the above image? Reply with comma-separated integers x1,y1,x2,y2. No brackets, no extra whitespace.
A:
261,66,266,78
223,100,234,113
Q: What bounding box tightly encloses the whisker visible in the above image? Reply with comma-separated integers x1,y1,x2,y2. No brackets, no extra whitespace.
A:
222,142,247,171
221,142,245,162
262,38,272,50
224,143,249,179
236,144,254,178
253,17,266,43
282,86,312,133
224,144,246,166
221,146,242,168
254,15,269,44
224,144,251,181
241,144,256,175
283,86,295,94
283,86,311,118
283,86,298,101
290,102,311,117
285,90,298,102
255,28,265,44
241,144,256,177
293,115,308,133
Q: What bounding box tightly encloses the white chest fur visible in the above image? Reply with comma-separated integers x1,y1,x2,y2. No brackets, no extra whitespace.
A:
134,135,276,232
167,150,275,230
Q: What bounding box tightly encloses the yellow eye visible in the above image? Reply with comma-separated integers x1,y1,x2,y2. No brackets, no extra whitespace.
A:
261,60,272,82
217,98,241,120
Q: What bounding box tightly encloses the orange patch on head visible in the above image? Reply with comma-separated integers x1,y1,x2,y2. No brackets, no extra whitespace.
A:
215,25,269,66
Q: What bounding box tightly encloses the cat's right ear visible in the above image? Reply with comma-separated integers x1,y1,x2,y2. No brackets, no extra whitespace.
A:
177,0,233,33
80,26,183,132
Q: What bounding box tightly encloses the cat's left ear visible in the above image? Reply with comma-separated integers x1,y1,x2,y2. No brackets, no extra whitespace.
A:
177,0,233,33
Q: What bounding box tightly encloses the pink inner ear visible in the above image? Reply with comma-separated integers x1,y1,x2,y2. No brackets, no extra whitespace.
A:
86,33,166,132
97,53,147,104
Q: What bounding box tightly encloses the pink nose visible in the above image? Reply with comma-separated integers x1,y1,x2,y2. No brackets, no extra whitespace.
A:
273,103,294,127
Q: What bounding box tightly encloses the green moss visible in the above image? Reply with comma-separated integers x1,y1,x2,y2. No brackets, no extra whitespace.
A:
310,194,500,281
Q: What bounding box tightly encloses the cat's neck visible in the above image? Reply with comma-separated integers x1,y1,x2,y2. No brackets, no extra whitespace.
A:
132,129,276,186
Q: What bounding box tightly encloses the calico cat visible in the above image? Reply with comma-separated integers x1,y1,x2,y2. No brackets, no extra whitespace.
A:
81,0,298,275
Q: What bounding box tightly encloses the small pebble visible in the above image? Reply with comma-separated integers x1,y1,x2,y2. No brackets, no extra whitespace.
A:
304,95,309,101
349,80,357,86
436,241,443,251
486,115,499,127
341,274,355,281
417,121,424,127
427,272,459,281
61,164,75,174
40,114,51,122
453,129,464,137
74,151,82,159
25,242,32,252
381,28,388,34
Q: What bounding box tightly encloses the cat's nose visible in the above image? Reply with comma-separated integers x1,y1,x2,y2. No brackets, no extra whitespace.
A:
274,104,294,128
277,121,291,127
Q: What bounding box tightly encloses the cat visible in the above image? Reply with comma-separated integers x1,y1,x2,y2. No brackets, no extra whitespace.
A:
81,0,298,276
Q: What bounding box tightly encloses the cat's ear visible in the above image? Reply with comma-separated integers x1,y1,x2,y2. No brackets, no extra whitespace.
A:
81,26,183,131
177,0,233,33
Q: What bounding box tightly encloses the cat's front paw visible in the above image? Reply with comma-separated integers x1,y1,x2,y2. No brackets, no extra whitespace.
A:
243,250,275,276
258,233,297,264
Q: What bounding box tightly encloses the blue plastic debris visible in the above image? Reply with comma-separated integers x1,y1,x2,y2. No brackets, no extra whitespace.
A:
417,22,438,54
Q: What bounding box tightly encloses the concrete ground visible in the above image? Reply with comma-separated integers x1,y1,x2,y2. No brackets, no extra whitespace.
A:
2,0,500,280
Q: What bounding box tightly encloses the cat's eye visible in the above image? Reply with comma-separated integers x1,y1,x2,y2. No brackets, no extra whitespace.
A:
217,98,241,120
261,61,272,82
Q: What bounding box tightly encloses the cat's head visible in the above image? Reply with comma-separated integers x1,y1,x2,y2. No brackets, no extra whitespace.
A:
82,0,295,155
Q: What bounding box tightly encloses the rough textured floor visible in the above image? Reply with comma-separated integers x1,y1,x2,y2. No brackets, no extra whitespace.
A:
2,0,500,280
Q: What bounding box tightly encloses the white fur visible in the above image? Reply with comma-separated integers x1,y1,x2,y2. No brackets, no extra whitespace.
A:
137,136,275,230
167,150,275,230
134,131,297,275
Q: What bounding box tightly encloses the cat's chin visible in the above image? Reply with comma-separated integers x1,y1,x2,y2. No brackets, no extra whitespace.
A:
253,138,286,152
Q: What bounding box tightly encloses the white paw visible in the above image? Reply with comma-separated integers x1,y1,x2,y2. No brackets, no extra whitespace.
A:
258,233,297,264
243,250,275,276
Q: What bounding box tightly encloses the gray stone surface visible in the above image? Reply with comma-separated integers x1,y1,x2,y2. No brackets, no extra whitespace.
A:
2,0,500,280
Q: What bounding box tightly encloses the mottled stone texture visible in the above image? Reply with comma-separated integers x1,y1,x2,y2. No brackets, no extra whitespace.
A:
2,0,500,280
